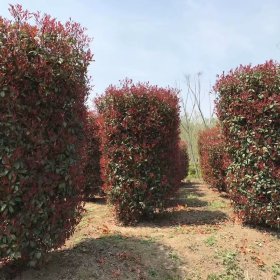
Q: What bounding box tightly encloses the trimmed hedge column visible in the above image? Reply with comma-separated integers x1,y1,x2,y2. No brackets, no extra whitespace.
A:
198,126,229,192
215,61,280,228
178,140,189,181
0,5,92,265
96,80,181,225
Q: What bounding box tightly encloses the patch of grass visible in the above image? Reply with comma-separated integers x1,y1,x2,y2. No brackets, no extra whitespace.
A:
164,276,182,280
77,219,90,228
272,263,280,279
98,234,125,243
185,193,208,207
208,250,245,280
174,225,188,234
139,237,157,245
73,236,86,244
204,235,217,247
186,193,199,200
168,252,180,262
185,272,203,280
207,272,242,280
207,274,220,280
187,163,201,179
148,268,158,277
208,201,227,210
221,251,242,273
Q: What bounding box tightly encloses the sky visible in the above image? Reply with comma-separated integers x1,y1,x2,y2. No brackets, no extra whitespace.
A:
1,0,280,117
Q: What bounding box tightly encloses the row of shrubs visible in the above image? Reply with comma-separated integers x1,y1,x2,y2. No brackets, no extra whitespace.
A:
198,126,228,192
199,60,280,229
0,6,189,267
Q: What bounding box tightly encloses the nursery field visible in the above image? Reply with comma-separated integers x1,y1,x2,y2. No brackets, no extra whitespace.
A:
3,179,279,280
1,4,279,280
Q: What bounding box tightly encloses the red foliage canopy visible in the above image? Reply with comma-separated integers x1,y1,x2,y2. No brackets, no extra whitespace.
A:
215,61,280,228
198,126,229,192
0,5,92,265
96,80,181,225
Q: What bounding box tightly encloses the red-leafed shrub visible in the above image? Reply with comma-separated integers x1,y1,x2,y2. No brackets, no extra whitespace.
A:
177,140,189,181
96,80,181,225
84,111,102,198
0,5,92,266
198,126,229,192
215,60,280,228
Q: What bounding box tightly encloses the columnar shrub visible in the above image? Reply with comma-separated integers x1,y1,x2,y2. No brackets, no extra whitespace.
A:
96,80,180,225
84,111,102,198
178,140,189,181
198,126,229,192
0,5,92,265
215,60,280,228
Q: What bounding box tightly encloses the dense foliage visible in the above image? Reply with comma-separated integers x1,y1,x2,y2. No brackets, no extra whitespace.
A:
84,111,102,198
0,5,92,265
198,126,229,192
96,80,181,225
215,60,280,228
178,140,189,181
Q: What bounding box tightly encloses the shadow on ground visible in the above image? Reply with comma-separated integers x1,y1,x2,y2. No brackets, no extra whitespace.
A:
169,196,208,208
168,182,208,207
83,196,106,205
244,223,280,238
168,181,208,208
139,182,228,228
139,209,228,228
1,235,184,280
181,182,206,197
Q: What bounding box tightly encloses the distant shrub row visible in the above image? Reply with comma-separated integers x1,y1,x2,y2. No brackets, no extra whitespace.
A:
198,126,229,192
178,140,189,182
84,112,102,199
214,60,280,228
96,80,184,225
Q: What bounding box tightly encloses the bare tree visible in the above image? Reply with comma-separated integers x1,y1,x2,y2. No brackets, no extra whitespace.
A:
180,73,215,178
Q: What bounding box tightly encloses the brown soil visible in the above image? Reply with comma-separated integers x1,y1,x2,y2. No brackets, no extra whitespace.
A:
1,179,280,280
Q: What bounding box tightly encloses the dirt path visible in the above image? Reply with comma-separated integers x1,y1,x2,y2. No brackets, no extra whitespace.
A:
2,180,280,280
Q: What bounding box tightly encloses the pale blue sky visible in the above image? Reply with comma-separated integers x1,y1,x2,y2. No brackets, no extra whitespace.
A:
1,0,280,116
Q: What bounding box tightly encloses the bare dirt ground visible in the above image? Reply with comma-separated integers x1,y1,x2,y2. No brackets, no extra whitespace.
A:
1,179,280,280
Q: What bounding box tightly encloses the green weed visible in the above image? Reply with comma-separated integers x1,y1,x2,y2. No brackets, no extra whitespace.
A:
208,201,226,210
148,268,158,277
272,263,280,279
168,252,180,262
207,250,245,280
204,235,217,247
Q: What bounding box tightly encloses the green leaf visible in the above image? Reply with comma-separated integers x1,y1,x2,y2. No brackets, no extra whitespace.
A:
28,260,37,267
0,204,7,212
59,182,66,189
35,252,42,259
0,169,9,177
8,205,14,213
